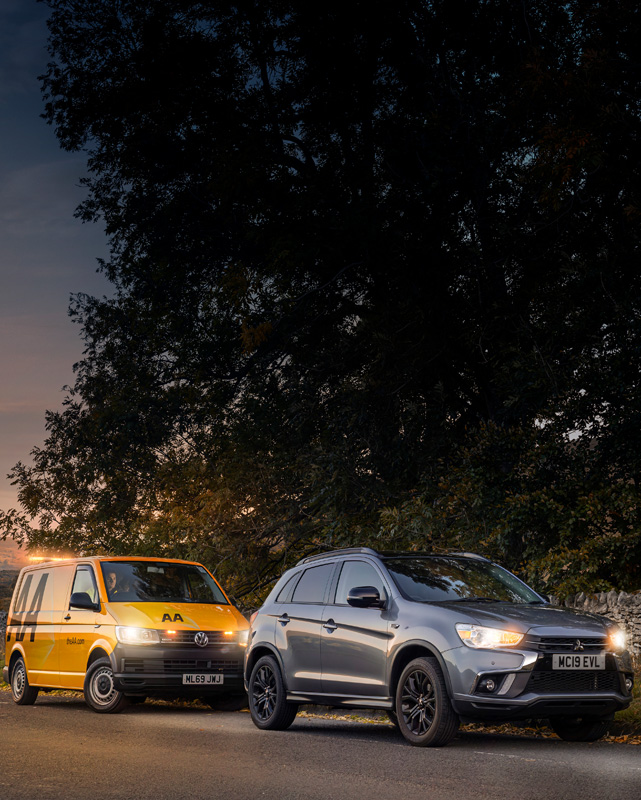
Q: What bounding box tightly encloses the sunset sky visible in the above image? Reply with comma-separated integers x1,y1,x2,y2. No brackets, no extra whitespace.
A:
0,2,110,568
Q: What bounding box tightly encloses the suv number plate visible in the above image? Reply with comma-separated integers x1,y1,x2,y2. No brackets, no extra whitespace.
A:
552,654,605,670
182,673,224,685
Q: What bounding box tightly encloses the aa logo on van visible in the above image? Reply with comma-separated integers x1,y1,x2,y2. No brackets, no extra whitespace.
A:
162,613,184,622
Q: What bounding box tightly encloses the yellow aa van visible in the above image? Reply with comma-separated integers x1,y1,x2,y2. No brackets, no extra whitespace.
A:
3,556,249,713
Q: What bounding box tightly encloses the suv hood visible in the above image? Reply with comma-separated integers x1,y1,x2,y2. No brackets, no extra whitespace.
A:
105,601,248,630
437,601,612,635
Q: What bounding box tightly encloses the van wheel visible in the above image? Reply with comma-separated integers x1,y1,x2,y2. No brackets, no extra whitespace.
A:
395,657,459,747
205,694,248,712
84,658,129,713
249,656,298,730
550,716,612,742
11,657,39,705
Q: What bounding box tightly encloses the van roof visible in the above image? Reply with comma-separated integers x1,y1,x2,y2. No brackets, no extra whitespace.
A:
20,555,206,570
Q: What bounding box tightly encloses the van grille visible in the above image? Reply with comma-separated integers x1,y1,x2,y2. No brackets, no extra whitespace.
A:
122,658,242,675
526,671,619,694
158,630,234,645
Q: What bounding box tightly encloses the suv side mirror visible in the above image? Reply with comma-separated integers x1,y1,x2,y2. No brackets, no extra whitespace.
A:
70,591,100,611
347,586,385,609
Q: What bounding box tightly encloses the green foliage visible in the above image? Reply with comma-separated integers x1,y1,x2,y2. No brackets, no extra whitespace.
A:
2,1,641,602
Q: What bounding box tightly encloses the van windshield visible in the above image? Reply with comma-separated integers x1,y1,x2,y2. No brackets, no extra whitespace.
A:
100,561,228,604
384,557,540,604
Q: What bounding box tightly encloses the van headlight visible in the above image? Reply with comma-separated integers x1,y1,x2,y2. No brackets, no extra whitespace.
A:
237,629,249,648
456,623,524,649
116,626,160,645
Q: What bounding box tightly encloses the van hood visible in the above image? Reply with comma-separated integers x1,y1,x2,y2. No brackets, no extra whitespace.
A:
436,601,613,635
105,601,248,630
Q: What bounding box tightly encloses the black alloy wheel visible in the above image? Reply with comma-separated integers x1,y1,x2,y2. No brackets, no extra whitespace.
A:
248,655,298,730
395,657,459,747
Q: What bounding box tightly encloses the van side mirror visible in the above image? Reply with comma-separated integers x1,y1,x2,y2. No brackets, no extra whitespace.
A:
70,591,100,611
347,586,385,609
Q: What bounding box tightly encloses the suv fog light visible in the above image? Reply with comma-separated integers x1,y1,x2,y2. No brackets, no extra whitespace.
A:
625,677,633,693
479,678,496,693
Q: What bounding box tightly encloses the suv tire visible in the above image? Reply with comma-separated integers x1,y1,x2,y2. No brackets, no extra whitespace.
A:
11,657,39,705
249,655,298,730
550,716,611,742
395,657,459,747
84,658,130,713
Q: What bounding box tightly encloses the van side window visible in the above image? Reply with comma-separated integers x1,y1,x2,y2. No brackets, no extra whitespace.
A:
291,564,334,604
71,566,99,606
333,561,386,605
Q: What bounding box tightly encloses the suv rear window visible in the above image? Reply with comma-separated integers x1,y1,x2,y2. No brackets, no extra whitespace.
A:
291,564,334,603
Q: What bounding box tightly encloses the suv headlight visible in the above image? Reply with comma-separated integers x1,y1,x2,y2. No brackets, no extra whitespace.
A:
115,626,160,645
608,628,626,652
456,623,524,649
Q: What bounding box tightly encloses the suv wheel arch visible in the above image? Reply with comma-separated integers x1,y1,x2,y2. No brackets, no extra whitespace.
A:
245,644,288,688
389,641,453,699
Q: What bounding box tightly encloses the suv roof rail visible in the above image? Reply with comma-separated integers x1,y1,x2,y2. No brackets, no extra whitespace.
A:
446,551,491,562
296,547,380,565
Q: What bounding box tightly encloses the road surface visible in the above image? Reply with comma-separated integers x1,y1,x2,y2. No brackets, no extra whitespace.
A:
0,693,638,799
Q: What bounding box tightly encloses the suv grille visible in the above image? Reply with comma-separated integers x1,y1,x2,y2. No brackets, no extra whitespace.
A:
122,658,242,674
526,671,620,694
527,636,607,652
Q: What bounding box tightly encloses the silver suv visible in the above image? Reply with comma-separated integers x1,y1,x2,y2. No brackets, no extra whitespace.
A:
245,548,634,746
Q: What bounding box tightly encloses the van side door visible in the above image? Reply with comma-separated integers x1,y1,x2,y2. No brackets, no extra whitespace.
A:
59,564,101,689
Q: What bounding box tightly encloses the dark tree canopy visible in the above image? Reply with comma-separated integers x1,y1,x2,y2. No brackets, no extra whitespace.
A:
3,0,641,601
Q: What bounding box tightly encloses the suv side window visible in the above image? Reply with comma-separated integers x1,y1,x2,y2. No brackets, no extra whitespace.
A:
333,560,386,605
276,572,300,603
70,566,99,606
291,564,334,604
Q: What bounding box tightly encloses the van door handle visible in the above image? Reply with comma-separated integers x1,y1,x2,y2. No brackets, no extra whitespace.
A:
277,614,290,626
64,614,71,621
323,619,337,632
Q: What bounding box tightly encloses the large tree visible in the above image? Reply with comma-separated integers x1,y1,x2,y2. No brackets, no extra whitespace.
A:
3,0,641,601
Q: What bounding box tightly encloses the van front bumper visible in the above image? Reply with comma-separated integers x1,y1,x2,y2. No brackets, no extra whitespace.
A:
111,643,245,695
2,666,9,685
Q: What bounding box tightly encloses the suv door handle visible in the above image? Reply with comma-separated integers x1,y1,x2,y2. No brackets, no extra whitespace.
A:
323,619,337,632
64,614,71,621
277,614,290,625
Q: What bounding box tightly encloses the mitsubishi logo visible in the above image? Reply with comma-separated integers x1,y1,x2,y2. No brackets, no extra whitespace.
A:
194,631,209,647
574,639,584,652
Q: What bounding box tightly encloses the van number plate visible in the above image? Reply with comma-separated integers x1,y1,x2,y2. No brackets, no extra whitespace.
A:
182,673,224,685
552,654,605,670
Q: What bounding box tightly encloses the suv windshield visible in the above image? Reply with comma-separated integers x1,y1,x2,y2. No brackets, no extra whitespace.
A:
101,561,228,604
384,557,540,604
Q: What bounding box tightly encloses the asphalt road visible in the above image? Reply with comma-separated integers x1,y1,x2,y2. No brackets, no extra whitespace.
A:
0,692,639,800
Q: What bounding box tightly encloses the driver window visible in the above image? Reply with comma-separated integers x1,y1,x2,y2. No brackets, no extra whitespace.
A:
334,561,386,605
70,566,99,606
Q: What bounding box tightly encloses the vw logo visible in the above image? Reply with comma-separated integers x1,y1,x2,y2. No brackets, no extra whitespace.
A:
194,631,209,647
574,639,584,652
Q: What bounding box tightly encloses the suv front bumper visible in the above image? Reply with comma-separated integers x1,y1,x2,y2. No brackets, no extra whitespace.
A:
449,648,633,721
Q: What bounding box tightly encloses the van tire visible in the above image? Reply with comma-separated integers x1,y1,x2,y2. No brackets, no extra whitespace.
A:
84,658,130,713
11,657,39,705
